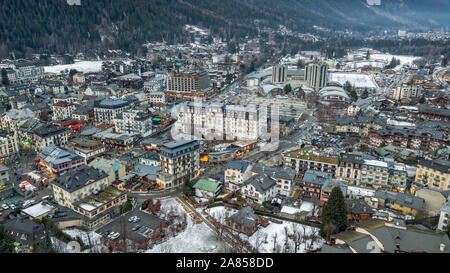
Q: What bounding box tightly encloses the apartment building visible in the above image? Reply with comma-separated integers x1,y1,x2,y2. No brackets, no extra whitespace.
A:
114,109,152,137
337,154,364,184
51,165,127,230
147,91,165,106
272,65,287,84
38,144,86,174
94,98,130,125
224,160,252,192
305,62,328,91
415,159,450,191
3,65,45,83
368,126,445,152
301,170,333,201
52,101,77,121
175,101,259,141
283,149,338,175
391,85,422,101
19,118,70,152
0,130,19,161
0,164,10,187
336,116,386,136
69,137,105,160
359,159,408,190
166,71,210,98
156,140,201,189
240,174,277,205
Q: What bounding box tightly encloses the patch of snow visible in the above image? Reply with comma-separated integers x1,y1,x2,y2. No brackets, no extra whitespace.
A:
44,60,103,74
329,72,378,89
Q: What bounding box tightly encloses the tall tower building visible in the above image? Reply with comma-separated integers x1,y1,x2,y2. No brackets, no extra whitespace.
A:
305,62,328,91
272,65,287,84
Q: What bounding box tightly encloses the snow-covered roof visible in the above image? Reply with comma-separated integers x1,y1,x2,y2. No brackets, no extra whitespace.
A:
22,202,54,218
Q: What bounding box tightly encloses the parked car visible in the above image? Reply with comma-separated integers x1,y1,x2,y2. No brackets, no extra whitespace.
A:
1,204,9,210
9,204,16,210
132,225,141,231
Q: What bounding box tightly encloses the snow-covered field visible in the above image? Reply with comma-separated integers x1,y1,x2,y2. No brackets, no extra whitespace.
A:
206,205,323,253
369,53,420,69
146,198,229,253
329,72,378,88
280,201,318,216
241,220,323,253
44,60,103,74
51,229,105,253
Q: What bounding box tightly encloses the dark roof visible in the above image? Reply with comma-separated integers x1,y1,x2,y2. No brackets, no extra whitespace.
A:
418,105,450,117
302,170,333,187
3,217,46,245
336,116,386,126
375,190,424,210
140,151,160,161
418,159,450,173
226,160,250,173
339,154,364,164
52,165,108,193
252,164,296,180
246,173,277,194
94,98,129,109
376,125,444,141
228,207,257,229
19,118,70,138
160,140,200,159
346,199,375,215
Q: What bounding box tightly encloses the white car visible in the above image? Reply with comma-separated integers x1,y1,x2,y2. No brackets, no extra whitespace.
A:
110,233,120,239
9,204,16,210
1,204,8,210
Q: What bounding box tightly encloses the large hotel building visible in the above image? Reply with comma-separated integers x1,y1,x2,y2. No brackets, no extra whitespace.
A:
166,71,211,98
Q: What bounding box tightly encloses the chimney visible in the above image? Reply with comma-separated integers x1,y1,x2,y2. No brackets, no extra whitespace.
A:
440,243,446,252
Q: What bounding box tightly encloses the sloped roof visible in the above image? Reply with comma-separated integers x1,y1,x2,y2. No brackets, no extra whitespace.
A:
226,160,250,173
193,179,221,193
229,206,257,229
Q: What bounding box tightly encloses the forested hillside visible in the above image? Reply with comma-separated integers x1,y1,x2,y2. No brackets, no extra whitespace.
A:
0,0,448,57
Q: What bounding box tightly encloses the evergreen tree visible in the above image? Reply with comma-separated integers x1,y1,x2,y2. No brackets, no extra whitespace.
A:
361,89,369,99
0,226,15,253
69,69,78,78
365,50,370,60
32,233,55,253
442,57,448,68
1,68,10,86
296,59,304,69
320,187,348,238
343,81,352,93
349,90,358,102
283,84,292,94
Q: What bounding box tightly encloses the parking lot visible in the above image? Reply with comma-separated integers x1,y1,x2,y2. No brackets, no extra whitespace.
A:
96,207,165,243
